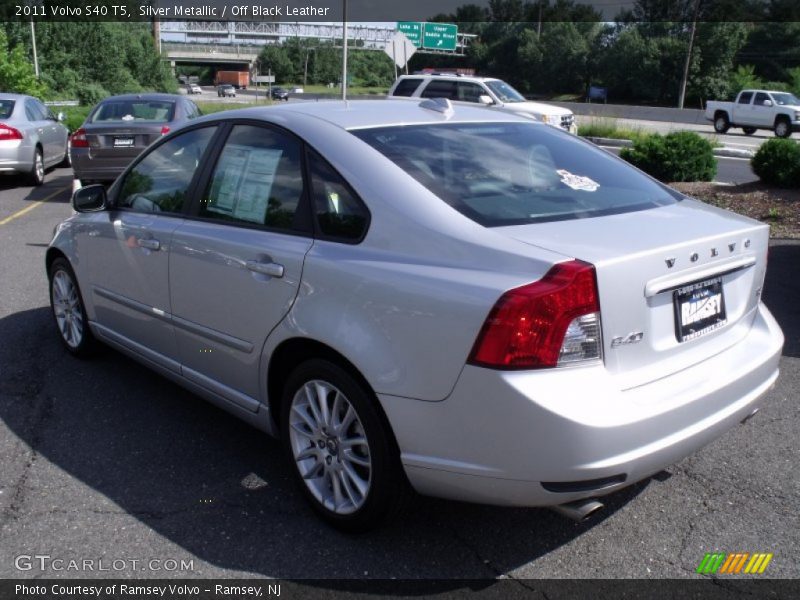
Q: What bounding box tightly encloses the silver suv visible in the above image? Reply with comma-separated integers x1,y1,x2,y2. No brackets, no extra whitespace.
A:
388,73,577,134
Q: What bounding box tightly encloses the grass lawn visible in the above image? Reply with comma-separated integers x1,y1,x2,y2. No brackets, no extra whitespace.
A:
577,118,649,143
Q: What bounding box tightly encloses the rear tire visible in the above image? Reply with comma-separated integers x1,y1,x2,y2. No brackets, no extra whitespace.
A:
742,127,757,135
28,148,45,186
281,359,406,532
713,113,730,134
48,257,97,357
774,117,792,138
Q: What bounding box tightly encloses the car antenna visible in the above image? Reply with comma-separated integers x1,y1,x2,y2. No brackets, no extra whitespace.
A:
419,98,454,118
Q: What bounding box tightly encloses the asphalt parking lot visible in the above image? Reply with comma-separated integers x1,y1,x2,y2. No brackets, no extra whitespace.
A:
0,168,798,581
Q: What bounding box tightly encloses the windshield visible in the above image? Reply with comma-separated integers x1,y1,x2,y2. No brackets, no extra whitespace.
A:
91,100,175,123
485,80,526,103
0,100,14,119
771,92,800,106
353,122,678,227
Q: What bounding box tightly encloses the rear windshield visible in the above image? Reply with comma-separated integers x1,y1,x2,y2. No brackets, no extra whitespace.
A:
0,100,15,119
353,122,678,227
91,100,175,123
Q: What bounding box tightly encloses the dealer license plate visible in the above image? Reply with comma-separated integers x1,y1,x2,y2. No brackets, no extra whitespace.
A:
674,277,727,342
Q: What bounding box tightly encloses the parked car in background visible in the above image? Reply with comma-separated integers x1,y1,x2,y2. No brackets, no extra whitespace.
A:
0,93,70,186
271,87,290,101
71,93,201,186
186,83,202,95
387,73,578,134
217,84,236,98
706,89,800,138
50,99,782,531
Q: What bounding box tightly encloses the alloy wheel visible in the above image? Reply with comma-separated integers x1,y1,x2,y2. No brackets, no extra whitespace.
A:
288,379,372,515
51,270,84,349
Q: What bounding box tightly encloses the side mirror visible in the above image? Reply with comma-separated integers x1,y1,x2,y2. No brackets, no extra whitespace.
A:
763,99,773,107
72,184,107,212
478,95,494,105
57,112,65,122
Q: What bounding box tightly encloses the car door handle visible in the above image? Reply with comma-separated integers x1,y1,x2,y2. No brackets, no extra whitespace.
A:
136,238,160,251
246,260,284,278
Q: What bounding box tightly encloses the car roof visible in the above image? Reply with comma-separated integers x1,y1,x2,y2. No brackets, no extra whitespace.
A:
98,93,182,102
195,99,529,131
0,93,34,101
398,74,500,83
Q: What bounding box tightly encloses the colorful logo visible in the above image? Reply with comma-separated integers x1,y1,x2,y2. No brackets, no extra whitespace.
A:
696,552,773,574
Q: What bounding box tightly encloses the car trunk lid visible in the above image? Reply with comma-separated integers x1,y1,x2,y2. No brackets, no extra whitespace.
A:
497,199,769,389
82,122,166,159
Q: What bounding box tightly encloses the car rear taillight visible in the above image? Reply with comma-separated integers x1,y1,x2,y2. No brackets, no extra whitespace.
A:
0,123,23,141
468,260,602,369
160,125,170,136
71,128,89,148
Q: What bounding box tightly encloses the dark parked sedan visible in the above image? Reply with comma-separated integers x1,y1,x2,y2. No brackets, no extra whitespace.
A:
71,94,202,185
270,87,289,101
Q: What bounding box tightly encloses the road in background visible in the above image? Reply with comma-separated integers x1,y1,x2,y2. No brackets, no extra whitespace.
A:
0,169,796,580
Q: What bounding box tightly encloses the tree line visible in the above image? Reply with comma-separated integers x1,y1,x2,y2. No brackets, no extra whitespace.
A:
419,0,800,106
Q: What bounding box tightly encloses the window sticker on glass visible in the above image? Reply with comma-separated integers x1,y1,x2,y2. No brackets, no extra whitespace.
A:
557,169,599,192
205,145,283,224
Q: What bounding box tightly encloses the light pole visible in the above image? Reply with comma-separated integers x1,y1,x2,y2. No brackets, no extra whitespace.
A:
341,0,348,100
30,19,39,78
678,0,701,109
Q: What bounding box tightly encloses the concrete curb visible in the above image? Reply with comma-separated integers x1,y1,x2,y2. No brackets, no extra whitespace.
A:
582,136,755,159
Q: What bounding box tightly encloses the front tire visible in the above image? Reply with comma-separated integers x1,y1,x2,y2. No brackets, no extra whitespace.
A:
48,257,96,356
774,117,792,138
281,359,405,532
714,113,730,134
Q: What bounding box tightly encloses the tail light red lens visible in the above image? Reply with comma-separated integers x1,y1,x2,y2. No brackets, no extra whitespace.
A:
71,128,89,148
0,124,23,141
160,125,170,136
468,260,601,369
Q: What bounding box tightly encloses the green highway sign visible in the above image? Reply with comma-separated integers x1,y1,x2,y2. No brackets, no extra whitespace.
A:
422,23,458,51
397,22,422,47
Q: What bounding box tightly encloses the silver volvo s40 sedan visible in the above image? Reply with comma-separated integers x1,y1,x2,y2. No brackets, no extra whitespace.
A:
46,100,784,531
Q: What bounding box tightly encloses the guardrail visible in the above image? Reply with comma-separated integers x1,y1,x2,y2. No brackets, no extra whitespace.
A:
45,100,80,106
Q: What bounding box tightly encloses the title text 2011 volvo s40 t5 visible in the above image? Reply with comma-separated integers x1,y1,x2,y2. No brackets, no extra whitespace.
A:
47,99,783,531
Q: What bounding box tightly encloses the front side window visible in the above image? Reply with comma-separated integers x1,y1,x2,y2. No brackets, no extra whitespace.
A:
199,125,305,231
456,82,486,103
754,92,771,105
308,150,369,241
117,126,216,214
354,122,677,227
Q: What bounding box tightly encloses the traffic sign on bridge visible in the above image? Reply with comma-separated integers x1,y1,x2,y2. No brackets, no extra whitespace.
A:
422,23,458,51
396,22,458,51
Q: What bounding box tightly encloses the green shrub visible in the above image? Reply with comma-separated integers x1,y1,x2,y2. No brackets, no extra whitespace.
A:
76,84,108,108
751,139,800,188
61,106,92,132
620,131,717,182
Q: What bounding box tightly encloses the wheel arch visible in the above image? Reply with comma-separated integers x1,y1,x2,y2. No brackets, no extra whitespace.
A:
45,247,68,276
266,338,401,452
714,109,730,122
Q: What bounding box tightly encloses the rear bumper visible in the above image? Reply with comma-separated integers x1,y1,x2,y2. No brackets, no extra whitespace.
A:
0,141,34,173
379,302,783,507
71,148,129,182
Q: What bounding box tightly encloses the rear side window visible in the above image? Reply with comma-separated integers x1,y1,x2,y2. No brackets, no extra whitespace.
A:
0,100,14,119
92,100,175,123
392,78,423,97
354,122,678,227
738,92,753,104
200,124,305,231
420,80,458,99
308,150,369,241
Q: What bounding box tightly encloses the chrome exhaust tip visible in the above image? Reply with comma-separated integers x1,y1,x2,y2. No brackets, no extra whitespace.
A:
551,499,605,522
741,407,760,425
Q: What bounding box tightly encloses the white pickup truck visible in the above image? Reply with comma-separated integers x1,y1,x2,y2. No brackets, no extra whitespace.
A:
705,89,800,138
